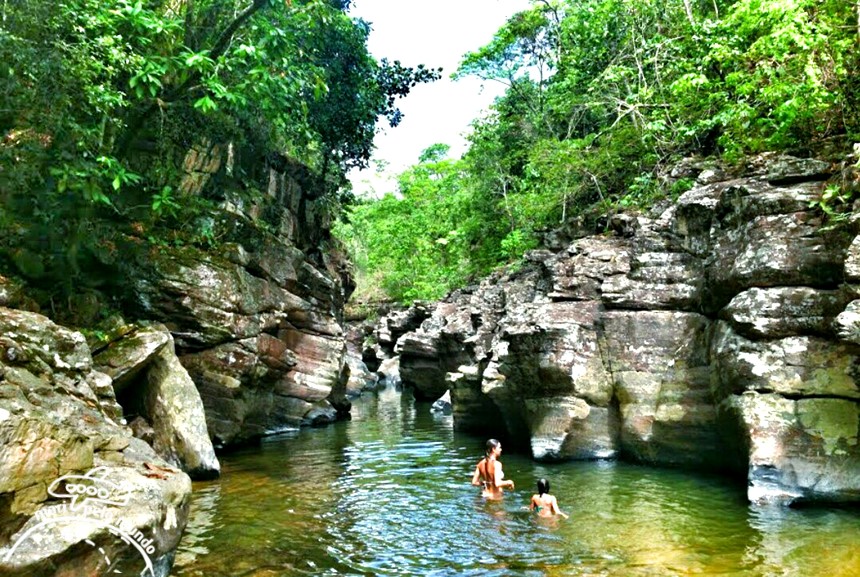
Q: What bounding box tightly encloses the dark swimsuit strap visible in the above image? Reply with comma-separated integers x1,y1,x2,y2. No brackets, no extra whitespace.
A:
479,458,495,488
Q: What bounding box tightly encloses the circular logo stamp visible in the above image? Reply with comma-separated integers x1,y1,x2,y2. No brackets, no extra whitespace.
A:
2,467,157,576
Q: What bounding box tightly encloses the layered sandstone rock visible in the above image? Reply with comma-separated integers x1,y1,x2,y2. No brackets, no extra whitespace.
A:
117,164,353,447
383,154,860,505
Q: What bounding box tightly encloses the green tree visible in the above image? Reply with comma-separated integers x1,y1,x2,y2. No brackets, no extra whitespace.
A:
455,0,859,246
0,0,439,304
334,145,471,302
337,0,860,306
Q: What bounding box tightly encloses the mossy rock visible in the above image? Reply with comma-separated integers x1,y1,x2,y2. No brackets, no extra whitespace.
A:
10,248,45,280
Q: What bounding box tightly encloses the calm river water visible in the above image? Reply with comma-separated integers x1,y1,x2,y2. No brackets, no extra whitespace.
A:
173,386,859,577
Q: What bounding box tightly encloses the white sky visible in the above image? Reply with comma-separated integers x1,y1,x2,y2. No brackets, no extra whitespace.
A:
346,0,532,197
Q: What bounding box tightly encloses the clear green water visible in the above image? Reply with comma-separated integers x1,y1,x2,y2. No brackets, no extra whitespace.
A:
173,387,860,577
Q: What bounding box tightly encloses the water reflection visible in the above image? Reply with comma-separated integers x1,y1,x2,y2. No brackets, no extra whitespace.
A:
173,483,221,568
744,505,860,577
174,389,860,577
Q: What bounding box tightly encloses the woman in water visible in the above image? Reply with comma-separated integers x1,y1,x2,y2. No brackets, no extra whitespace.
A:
530,478,568,518
471,438,515,499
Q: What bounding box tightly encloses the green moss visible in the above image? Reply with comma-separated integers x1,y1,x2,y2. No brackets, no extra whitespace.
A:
797,399,859,454
809,366,856,395
11,249,45,280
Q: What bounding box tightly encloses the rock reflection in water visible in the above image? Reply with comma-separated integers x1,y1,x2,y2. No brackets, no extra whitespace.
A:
173,482,221,569
743,505,860,577
174,389,860,577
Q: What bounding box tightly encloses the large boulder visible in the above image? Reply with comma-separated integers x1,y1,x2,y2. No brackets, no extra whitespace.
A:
376,356,401,388
0,307,191,576
375,304,430,352
93,325,170,394
142,337,220,479
94,325,220,480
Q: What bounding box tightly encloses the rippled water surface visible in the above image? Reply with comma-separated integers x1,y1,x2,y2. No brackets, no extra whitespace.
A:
174,387,860,576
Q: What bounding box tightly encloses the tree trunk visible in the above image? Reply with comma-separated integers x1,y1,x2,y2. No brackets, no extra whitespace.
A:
683,0,695,26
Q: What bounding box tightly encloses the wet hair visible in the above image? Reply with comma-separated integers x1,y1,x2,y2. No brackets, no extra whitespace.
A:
537,478,550,495
485,438,501,456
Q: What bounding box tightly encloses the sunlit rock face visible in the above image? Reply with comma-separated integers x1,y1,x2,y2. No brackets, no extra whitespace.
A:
388,153,860,505
121,164,353,447
173,303,348,447
721,286,851,339
0,307,192,576
712,322,860,503
703,180,845,314
603,311,726,469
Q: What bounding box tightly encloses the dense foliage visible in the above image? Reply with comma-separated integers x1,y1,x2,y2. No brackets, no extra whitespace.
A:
0,0,438,308
335,145,474,302
337,0,860,303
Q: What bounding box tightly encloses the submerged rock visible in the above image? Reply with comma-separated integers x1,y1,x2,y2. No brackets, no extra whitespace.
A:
431,390,452,414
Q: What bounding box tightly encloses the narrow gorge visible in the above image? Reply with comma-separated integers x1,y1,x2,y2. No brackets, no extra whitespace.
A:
1,0,859,574
362,153,860,506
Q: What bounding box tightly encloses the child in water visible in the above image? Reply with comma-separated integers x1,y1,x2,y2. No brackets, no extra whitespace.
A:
529,478,568,518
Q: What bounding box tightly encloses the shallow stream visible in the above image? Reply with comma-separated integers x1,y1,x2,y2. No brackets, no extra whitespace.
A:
173,387,859,576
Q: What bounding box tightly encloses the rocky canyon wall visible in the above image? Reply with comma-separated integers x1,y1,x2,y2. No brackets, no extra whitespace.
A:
0,154,355,574
367,154,860,506
104,158,354,448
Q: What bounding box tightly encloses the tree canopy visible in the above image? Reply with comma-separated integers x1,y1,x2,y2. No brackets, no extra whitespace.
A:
336,0,860,304
0,0,439,304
